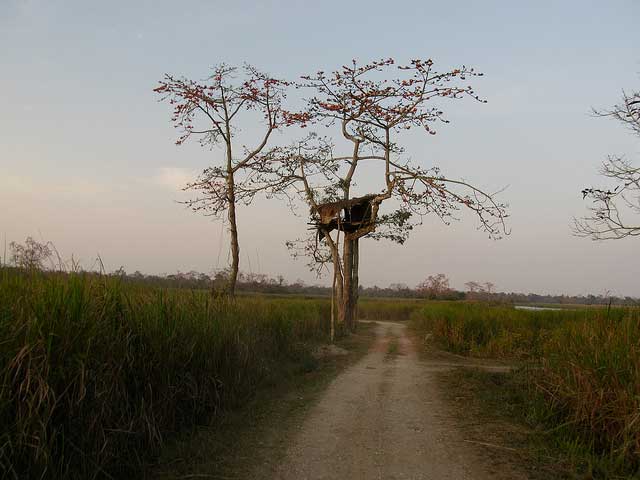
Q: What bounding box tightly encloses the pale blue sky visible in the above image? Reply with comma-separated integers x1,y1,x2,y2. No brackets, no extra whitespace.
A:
1,0,639,295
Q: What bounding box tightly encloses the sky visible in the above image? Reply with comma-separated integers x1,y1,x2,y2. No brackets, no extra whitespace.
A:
1,0,639,296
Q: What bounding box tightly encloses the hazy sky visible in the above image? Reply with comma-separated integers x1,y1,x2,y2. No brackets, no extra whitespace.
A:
1,0,639,296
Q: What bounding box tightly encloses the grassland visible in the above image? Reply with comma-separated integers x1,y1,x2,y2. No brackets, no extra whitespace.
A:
410,301,640,478
357,297,427,321
151,322,376,479
0,268,332,479
2,270,637,479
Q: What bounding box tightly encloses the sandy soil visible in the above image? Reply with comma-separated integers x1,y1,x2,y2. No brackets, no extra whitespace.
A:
255,321,523,480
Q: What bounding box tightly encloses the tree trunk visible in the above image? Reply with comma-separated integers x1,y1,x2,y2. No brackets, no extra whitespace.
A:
330,260,337,342
228,195,240,297
351,238,359,328
342,237,355,332
328,237,345,334
328,234,362,335
225,130,239,298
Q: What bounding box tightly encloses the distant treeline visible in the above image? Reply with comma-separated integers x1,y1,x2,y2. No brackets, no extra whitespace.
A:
97,268,638,306
3,235,636,305
3,263,635,305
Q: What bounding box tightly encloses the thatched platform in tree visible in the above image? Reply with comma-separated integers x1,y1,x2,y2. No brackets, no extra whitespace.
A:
311,195,378,239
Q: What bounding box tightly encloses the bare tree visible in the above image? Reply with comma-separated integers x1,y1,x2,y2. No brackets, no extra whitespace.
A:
9,237,53,270
464,280,494,301
154,64,304,296
483,281,495,295
417,273,451,299
574,89,640,240
464,281,481,300
261,58,508,334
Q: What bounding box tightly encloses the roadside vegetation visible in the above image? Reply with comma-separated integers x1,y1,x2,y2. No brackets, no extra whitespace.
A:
357,298,426,321
151,322,375,480
2,260,637,479
0,267,331,479
410,302,640,478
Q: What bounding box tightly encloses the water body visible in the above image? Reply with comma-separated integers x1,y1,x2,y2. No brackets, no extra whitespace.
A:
514,305,562,311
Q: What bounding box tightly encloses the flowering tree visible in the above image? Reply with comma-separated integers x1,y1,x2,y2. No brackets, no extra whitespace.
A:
574,88,640,240
154,64,304,296
261,58,508,333
417,273,451,299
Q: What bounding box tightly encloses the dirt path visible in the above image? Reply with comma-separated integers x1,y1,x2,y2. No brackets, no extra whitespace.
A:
257,321,522,480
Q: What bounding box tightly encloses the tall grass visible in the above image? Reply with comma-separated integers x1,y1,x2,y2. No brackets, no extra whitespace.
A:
537,311,640,470
410,302,615,358
357,298,426,321
410,301,640,474
0,269,329,479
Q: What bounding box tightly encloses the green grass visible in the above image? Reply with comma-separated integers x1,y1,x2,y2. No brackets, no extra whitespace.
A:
410,301,640,478
438,368,572,480
409,302,628,358
357,297,427,321
151,322,376,480
4,270,636,479
386,335,399,356
0,268,331,479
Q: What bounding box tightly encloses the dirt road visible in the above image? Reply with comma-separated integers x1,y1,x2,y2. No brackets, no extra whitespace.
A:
260,321,520,480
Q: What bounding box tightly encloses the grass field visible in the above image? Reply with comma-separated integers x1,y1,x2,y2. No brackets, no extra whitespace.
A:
2,270,637,479
410,301,640,478
357,297,429,321
0,268,331,479
151,322,376,479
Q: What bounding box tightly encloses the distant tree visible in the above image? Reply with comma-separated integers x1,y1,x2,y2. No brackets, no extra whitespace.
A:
9,237,52,270
154,64,305,296
464,280,495,301
112,266,127,277
417,273,451,299
131,270,145,280
574,88,640,240
483,281,495,294
464,281,481,294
